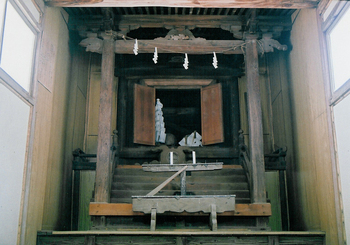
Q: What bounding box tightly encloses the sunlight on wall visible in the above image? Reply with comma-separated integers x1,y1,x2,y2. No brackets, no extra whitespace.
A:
333,96,350,244
328,6,350,90
0,82,30,245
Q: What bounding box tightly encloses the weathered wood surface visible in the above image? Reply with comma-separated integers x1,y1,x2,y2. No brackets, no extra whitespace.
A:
89,203,270,216
113,40,245,55
111,165,250,204
72,15,292,30
142,163,223,172
45,0,319,9
133,84,155,145
245,35,266,203
132,195,235,213
37,231,326,245
94,37,115,203
146,166,188,196
119,147,239,159
201,83,224,145
143,79,214,89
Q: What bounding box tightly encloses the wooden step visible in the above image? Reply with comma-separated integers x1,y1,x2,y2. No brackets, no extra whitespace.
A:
113,175,248,183
111,190,250,198
112,182,248,191
111,164,251,205
110,197,251,204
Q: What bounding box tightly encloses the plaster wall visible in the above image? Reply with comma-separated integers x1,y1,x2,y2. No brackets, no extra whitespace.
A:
0,83,30,245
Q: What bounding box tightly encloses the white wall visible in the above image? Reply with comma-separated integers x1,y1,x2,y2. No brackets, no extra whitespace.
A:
333,96,350,243
0,82,30,245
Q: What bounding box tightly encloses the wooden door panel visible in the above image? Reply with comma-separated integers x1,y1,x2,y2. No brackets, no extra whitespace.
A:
134,84,155,145
201,83,224,145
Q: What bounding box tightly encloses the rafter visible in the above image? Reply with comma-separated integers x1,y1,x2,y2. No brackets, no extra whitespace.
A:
45,0,319,9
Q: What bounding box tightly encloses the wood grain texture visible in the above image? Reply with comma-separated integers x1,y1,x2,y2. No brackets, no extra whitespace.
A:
245,36,266,203
45,0,319,9
94,37,115,203
89,203,271,216
201,83,224,145
113,40,245,55
133,84,155,145
287,9,340,245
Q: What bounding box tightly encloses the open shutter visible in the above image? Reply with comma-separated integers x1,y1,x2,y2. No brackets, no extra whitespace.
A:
134,84,155,145
201,83,224,145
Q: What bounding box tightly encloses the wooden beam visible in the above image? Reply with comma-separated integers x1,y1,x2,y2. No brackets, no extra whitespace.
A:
89,203,272,216
94,36,115,203
114,40,245,54
69,15,292,30
45,0,319,9
245,35,266,203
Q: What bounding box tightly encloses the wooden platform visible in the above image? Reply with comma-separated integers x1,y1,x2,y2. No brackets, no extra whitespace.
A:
37,230,326,245
89,203,271,216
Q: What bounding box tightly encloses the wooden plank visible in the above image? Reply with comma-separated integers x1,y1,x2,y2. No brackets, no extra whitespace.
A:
119,146,239,158
70,15,291,31
49,230,325,236
94,37,115,203
245,35,266,203
144,79,214,88
132,195,235,213
133,84,155,145
89,203,271,216
201,83,224,145
115,165,242,169
45,0,319,9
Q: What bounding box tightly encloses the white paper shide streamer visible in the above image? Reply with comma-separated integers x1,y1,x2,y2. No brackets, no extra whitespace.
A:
133,39,138,55
153,47,158,64
212,52,218,69
183,53,189,70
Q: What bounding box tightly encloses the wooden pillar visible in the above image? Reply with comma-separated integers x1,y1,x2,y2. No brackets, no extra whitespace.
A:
94,35,115,203
245,35,266,203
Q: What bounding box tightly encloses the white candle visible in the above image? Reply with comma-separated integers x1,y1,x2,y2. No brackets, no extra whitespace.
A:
170,152,173,165
192,151,196,164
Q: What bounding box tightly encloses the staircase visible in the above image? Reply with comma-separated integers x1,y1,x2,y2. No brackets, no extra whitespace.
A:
110,165,250,204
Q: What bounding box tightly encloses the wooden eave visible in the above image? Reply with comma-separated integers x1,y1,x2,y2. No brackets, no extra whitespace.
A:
45,0,319,9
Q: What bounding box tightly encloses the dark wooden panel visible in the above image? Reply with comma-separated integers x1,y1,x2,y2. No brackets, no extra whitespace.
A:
201,83,224,145
133,84,155,145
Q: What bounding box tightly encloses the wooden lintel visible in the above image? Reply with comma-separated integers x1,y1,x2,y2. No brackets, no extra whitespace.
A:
89,203,271,216
69,15,291,31
115,40,244,54
45,0,318,9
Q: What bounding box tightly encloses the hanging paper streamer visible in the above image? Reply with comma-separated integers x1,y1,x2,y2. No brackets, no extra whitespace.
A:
133,39,138,55
212,52,218,69
183,53,189,70
153,47,158,64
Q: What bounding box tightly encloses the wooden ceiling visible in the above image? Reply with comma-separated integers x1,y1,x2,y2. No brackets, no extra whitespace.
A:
45,0,319,9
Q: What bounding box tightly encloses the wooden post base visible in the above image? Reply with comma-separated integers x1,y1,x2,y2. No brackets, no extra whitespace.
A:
151,208,157,231
210,204,218,231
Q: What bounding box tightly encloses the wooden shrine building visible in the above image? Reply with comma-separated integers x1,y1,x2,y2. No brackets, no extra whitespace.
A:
0,0,349,244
